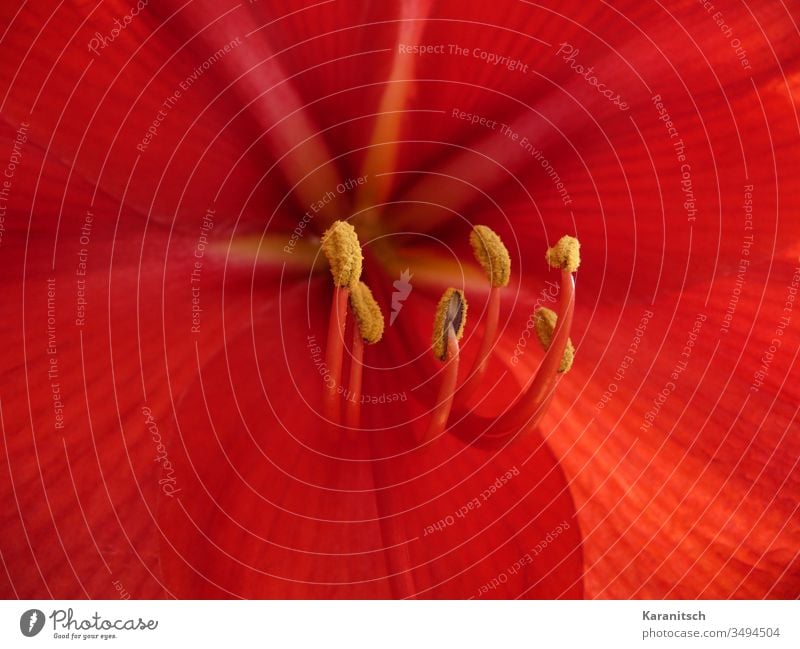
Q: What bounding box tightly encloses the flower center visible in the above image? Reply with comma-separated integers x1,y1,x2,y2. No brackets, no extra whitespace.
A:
318,220,581,439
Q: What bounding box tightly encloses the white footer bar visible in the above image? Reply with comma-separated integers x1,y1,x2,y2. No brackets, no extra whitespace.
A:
1,600,796,648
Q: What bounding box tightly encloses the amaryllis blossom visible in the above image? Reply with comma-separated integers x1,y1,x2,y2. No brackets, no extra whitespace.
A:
1,0,799,600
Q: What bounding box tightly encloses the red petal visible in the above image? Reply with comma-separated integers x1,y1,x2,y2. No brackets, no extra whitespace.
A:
0,130,270,596
538,259,800,597
158,279,582,598
382,2,800,302
0,1,291,232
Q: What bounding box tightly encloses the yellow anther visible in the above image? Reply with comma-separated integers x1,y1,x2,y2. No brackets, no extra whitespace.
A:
349,281,384,344
321,220,363,286
432,288,467,360
545,235,581,273
534,307,575,373
469,225,511,287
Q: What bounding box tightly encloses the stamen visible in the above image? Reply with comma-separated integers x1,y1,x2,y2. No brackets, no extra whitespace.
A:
496,268,575,433
321,221,363,422
346,282,384,428
323,286,349,422
545,235,580,273
469,225,511,287
431,288,467,360
346,330,365,428
493,235,581,434
460,225,510,404
534,307,575,373
426,289,467,439
349,281,385,345
321,220,363,286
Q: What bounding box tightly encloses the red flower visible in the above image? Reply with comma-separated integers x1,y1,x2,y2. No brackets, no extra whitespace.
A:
1,0,798,599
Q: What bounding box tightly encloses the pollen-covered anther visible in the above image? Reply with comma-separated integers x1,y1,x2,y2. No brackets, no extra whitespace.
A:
349,281,384,344
545,235,581,273
534,307,575,373
469,225,511,287
432,288,467,360
321,220,363,286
